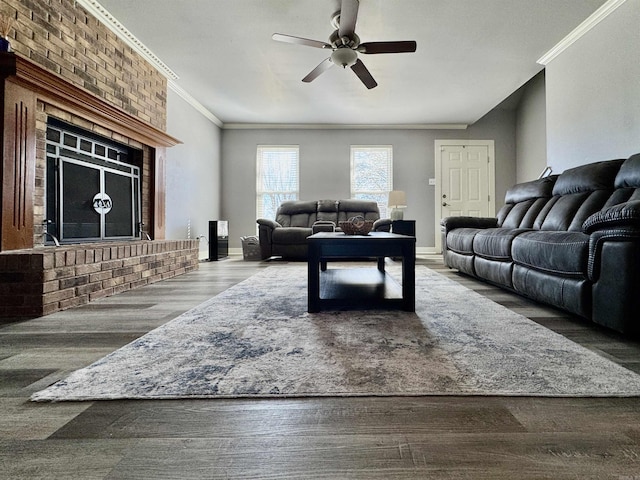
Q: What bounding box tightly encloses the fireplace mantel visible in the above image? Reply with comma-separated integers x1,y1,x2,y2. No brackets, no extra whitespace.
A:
0,53,180,251
0,53,180,148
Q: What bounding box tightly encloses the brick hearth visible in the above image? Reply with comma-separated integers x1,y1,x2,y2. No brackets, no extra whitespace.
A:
0,239,199,318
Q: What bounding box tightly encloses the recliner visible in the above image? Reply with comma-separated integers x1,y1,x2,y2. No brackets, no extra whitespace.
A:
257,199,392,260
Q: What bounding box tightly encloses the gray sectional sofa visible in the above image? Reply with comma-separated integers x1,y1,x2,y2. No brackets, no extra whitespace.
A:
441,154,640,335
257,199,391,260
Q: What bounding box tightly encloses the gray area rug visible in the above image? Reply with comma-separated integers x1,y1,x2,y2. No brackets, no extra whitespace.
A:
32,265,640,401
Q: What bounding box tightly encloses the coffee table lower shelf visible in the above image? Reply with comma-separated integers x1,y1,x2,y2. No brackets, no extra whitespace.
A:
317,267,404,310
307,232,415,313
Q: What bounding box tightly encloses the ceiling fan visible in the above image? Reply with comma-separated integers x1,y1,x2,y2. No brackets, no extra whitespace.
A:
272,0,417,89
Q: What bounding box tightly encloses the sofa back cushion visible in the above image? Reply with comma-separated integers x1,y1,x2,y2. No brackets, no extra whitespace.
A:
537,159,624,231
276,200,318,227
337,199,381,222
497,176,557,228
614,153,640,188
606,153,640,206
551,159,623,196
316,199,339,223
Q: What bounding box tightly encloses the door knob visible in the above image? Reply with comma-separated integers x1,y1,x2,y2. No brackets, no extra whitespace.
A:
442,202,449,207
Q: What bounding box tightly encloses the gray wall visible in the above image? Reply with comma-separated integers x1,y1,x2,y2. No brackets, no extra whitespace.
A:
546,0,640,172
467,108,517,209
166,0,640,256
515,71,547,182
221,108,515,251
165,89,222,259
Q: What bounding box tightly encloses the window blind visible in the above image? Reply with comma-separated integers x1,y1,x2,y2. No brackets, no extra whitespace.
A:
350,146,393,217
256,146,300,220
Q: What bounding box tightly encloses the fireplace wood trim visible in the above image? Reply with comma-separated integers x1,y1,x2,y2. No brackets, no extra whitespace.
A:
1,82,36,251
0,53,180,148
1,53,180,250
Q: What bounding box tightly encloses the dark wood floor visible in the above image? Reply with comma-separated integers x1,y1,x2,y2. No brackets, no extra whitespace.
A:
1,255,640,479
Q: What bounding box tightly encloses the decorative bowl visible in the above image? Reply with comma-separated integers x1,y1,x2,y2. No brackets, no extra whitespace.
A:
339,216,374,235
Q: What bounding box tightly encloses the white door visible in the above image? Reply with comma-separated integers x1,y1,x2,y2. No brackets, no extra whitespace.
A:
434,140,495,252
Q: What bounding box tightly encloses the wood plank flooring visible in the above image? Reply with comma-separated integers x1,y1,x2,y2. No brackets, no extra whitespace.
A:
1,256,640,479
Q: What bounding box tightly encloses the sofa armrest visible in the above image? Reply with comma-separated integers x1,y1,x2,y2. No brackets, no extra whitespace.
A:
440,216,498,234
257,218,281,230
587,228,640,334
373,218,392,232
583,200,640,233
581,202,640,333
256,219,281,259
584,202,640,279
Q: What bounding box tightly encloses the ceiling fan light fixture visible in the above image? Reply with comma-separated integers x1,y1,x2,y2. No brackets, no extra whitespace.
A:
331,47,357,68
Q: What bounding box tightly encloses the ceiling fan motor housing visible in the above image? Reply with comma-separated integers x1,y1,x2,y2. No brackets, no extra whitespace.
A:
329,29,360,49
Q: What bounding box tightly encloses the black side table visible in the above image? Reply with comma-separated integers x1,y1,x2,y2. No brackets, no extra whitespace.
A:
208,220,229,261
392,220,416,236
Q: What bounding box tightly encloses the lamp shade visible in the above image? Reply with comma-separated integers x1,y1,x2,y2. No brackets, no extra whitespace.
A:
388,190,407,208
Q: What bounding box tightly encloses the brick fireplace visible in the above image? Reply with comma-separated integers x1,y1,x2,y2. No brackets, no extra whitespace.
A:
0,0,199,317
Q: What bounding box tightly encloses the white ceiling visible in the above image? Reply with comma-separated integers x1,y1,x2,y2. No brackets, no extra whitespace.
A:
96,0,607,127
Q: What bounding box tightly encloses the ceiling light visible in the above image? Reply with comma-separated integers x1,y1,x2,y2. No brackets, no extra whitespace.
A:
331,48,357,68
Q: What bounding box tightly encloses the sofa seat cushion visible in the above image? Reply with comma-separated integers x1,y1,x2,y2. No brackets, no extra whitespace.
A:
272,227,312,245
473,228,529,261
446,228,481,255
512,231,590,278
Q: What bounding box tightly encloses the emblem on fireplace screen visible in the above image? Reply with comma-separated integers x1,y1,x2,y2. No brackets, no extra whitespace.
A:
92,193,113,214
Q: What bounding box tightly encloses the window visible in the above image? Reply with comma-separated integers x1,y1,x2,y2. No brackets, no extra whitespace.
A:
256,146,299,220
350,146,393,217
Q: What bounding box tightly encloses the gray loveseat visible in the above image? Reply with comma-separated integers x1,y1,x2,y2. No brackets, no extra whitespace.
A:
257,199,392,260
441,154,640,336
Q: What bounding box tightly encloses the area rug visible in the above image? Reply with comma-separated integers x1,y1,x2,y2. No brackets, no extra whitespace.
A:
32,265,640,401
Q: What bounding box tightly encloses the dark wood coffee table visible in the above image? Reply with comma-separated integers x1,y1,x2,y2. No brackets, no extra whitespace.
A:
307,232,415,312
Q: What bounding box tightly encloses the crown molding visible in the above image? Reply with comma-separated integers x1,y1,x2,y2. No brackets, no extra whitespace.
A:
75,0,179,80
80,0,225,127
168,80,223,127
77,1,473,131
537,0,627,65
222,123,468,130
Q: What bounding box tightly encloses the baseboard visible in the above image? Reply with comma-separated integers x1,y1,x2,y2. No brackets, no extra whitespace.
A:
417,247,439,256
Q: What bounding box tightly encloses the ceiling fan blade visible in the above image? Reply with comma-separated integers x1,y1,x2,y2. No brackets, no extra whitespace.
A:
302,58,334,83
272,33,331,49
338,0,359,39
350,59,377,89
359,41,417,54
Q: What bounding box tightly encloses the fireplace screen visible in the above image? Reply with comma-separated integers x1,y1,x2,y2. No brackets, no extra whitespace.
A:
45,122,141,243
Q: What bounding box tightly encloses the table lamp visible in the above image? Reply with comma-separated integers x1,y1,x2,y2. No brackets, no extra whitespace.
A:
388,190,407,220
